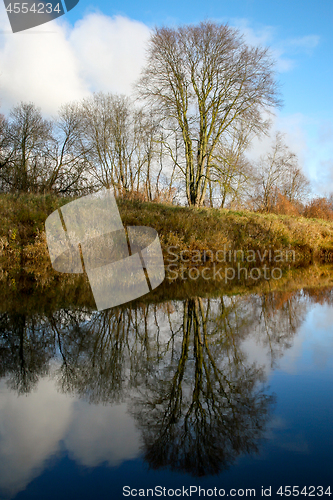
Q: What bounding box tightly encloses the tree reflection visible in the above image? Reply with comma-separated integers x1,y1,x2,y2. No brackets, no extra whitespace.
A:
0,285,327,476
51,307,146,403
131,298,274,476
251,291,307,367
0,312,54,394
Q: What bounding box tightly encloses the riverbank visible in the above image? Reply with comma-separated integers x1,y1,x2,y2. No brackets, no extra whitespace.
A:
1,193,333,274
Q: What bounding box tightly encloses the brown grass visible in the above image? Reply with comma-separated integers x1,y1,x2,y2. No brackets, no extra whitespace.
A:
2,193,333,274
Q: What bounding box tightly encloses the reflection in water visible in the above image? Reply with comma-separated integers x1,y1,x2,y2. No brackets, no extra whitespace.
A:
0,312,54,394
252,291,307,368
0,286,326,491
132,298,274,476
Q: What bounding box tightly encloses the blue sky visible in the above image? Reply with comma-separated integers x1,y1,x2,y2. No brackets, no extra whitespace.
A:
68,0,332,116
0,0,332,193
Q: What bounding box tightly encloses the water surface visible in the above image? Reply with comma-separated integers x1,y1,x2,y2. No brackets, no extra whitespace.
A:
0,278,332,499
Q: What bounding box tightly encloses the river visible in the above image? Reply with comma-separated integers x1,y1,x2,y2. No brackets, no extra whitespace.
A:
0,275,332,499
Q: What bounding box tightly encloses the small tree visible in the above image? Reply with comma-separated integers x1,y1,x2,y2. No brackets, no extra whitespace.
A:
253,132,309,212
2,102,52,193
211,121,257,208
47,103,93,195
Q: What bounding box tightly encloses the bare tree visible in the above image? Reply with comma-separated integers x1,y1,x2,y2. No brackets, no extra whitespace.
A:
77,92,159,197
210,121,258,207
253,132,309,212
0,97,169,197
0,102,94,195
137,21,281,206
280,162,310,204
47,103,93,195
1,102,52,193
0,114,13,185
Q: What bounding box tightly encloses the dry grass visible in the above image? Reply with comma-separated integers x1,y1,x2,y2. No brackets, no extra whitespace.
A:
1,193,333,274
117,198,333,265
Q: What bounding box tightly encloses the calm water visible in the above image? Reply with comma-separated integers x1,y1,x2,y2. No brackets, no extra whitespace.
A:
0,279,333,499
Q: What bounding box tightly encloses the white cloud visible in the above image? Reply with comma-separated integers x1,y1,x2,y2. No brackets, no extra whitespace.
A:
68,13,151,96
64,401,140,468
0,375,140,498
271,35,320,73
318,120,333,146
0,11,151,115
230,18,276,48
0,11,89,115
1,13,318,117
302,119,333,195
281,35,320,55
274,55,295,73
0,378,73,498
246,112,309,167
244,111,333,198
230,19,320,74
276,113,309,160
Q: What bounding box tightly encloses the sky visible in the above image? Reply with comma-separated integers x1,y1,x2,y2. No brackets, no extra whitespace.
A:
0,0,332,194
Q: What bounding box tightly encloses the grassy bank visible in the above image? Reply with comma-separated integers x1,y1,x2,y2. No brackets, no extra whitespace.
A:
1,193,333,274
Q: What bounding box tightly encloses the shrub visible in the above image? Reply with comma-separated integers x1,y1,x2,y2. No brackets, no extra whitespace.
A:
303,197,333,221
271,192,301,216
